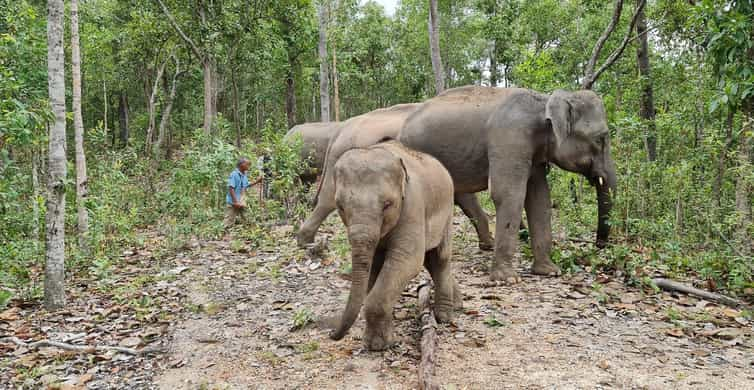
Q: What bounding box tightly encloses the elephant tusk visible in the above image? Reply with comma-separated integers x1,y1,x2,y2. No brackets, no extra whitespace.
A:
598,177,604,186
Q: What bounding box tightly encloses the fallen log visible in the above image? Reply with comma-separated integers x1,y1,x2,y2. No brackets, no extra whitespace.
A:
0,336,164,356
417,282,440,390
652,278,744,308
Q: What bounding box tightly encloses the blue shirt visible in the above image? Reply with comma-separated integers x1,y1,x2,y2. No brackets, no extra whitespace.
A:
226,168,250,205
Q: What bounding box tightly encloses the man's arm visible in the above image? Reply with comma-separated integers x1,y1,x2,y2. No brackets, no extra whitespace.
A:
229,186,242,208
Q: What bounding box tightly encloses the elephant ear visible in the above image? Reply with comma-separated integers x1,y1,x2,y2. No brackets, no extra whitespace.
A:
545,90,573,148
398,157,409,200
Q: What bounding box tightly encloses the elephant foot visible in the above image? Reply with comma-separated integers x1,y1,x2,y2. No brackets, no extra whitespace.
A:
478,241,494,251
490,265,522,284
532,260,561,276
363,326,395,351
296,230,315,248
434,307,455,324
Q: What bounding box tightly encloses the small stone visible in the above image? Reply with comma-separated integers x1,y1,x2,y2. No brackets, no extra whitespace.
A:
119,336,141,348
390,360,401,368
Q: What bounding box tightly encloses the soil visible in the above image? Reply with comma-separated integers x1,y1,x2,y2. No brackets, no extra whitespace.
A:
2,212,753,389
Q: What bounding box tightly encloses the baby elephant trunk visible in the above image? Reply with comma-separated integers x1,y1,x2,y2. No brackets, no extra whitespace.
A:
330,224,379,340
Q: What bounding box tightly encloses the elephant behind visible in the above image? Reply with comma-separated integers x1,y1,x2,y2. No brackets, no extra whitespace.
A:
283,122,341,184
296,103,494,250
399,86,617,282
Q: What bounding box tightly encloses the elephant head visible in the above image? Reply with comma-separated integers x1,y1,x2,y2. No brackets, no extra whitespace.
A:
545,89,617,248
329,147,407,340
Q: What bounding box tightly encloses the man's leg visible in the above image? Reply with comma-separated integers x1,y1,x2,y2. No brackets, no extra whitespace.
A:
224,205,238,229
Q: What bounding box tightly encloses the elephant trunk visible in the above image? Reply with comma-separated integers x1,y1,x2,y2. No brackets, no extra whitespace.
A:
330,224,378,340
595,163,616,248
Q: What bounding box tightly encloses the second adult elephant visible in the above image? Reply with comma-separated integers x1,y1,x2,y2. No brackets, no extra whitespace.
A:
295,103,494,250
283,122,341,184
399,86,617,282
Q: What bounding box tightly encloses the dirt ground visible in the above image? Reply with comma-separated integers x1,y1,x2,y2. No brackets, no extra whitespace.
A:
2,212,753,389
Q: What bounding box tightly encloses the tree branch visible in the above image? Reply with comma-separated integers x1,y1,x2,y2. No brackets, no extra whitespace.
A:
1,337,165,356
583,0,624,85
582,0,647,89
155,0,204,60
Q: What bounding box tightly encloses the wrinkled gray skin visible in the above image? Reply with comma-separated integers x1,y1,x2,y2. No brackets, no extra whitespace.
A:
283,122,341,184
329,141,459,351
296,103,494,250
399,86,617,282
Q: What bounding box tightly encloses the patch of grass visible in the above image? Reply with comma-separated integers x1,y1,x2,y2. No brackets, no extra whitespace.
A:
296,341,319,354
483,315,507,328
257,351,284,367
241,260,258,275
339,260,352,275
291,308,314,330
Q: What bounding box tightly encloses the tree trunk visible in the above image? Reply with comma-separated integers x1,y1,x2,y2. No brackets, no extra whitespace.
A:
71,0,89,254
285,68,297,129
118,92,129,147
318,3,330,122
489,40,498,87
714,109,734,207
202,58,216,135
636,5,657,162
103,81,108,143
146,54,169,154
735,102,753,256
333,49,340,121
428,0,445,95
32,146,40,241
231,63,241,148
45,0,67,310
156,58,182,158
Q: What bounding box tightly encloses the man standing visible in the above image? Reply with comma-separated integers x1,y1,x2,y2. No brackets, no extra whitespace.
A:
225,158,261,228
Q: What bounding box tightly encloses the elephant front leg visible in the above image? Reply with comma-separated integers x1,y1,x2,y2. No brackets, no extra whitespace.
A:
363,247,422,351
455,193,493,251
525,166,560,276
489,168,529,283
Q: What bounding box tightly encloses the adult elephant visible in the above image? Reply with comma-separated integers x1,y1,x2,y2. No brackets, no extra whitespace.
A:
398,86,617,282
296,103,494,250
284,122,341,184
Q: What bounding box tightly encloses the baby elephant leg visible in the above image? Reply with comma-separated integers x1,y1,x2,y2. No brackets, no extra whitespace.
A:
424,228,457,323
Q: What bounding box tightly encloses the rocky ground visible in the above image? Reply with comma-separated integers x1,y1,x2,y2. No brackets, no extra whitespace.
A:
2,212,753,389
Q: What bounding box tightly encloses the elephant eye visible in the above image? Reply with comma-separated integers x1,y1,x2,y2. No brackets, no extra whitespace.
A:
383,200,393,210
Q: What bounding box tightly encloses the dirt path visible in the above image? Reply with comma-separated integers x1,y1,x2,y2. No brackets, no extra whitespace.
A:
153,214,754,390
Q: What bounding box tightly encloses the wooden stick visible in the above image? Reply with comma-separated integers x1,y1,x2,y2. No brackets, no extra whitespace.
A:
417,282,440,390
652,278,745,309
0,336,164,356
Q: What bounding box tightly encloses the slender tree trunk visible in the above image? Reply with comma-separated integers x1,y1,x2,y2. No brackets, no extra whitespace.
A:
714,109,734,207
103,81,108,143
146,54,168,154
318,3,330,122
71,0,89,254
256,98,262,130
489,40,498,87
32,146,40,241
45,0,67,310
428,0,445,95
156,58,182,158
285,68,297,129
735,102,753,256
636,5,657,162
333,49,340,121
231,63,241,148
202,58,216,135
118,92,129,147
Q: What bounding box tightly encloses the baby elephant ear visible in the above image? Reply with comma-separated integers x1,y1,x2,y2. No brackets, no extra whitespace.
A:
398,157,409,199
545,90,573,148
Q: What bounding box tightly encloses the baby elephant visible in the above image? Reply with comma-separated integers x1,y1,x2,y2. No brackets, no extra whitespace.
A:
329,140,459,351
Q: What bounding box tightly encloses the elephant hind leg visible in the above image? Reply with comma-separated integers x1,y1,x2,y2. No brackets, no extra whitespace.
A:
423,225,457,322
455,193,493,251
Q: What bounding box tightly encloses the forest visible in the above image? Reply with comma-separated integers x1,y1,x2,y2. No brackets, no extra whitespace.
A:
1,0,753,388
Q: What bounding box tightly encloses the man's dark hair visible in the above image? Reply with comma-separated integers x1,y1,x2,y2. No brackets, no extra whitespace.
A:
237,157,250,168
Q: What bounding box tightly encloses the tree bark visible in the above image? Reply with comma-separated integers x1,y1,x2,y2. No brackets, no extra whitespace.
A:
428,0,445,95
635,5,657,162
489,40,498,87
417,282,439,390
71,0,89,254
32,146,40,241
231,62,241,148
332,49,340,121
45,0,67,310
118,92,129,147
318,2,330,122
103,81,108,143
735,103,753,257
